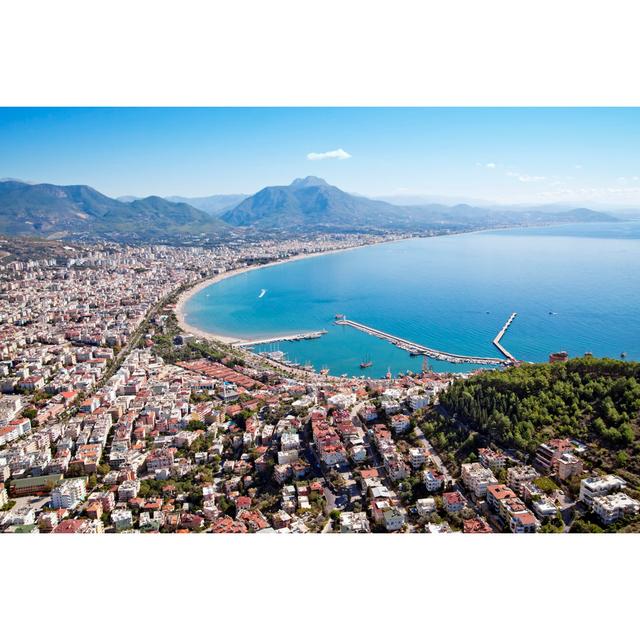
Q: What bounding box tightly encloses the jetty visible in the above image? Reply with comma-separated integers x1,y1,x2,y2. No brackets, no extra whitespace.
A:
234,330,327,348
335,318,511,366
492,312,518,362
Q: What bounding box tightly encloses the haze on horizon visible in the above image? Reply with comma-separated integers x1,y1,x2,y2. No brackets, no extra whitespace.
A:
1,107,640,208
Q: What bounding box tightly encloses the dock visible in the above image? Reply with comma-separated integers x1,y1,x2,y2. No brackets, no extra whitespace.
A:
335,318,510,366
234,330,327,348
492,312,518,362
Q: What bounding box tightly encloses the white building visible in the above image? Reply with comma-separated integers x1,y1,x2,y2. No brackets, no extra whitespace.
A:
592,493,640,525
461,462,498,498
117,479,140,501
416,497,436,517
423,469,443,493
111,508,134,531
340,511,371,533
409,448,427,469
579,475,627,507
51,478,86,510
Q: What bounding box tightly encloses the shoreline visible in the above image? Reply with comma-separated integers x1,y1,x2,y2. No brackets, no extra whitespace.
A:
174,219,611,348
174,237,408,344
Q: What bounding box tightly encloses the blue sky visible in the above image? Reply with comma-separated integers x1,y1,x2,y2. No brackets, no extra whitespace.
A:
1,107,639,205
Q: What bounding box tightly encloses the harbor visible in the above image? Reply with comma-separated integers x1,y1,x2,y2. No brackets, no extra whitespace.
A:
335,316,516,366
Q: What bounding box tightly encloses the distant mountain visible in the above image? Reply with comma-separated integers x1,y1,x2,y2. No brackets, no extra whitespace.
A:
222,176,422,231
166,194,248,215
0,180,228,240
222,176,617,233
0,176,619,242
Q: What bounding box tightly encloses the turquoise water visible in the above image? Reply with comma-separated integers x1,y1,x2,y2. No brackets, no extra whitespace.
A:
184,221,640,377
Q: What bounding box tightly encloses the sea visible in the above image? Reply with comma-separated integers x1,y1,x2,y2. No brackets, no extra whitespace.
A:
183,221,640,378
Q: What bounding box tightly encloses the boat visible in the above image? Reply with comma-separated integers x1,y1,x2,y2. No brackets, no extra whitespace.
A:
385,367,392,380
360,354,373,369
258,288,267,298
335,313,345,320
320,366,330,375
621,352,627,359
549,311,557,315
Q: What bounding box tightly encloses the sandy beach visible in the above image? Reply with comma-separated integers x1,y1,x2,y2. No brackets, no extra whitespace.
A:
174,239,405,345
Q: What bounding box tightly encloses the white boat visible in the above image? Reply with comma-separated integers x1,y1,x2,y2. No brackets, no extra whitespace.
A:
258,289,267,298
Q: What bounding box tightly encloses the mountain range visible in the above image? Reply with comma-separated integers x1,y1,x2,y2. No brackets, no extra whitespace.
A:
0,180,228,240
0,176,618,241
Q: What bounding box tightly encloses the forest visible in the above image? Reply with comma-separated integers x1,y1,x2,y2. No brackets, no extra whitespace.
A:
437,358,640,480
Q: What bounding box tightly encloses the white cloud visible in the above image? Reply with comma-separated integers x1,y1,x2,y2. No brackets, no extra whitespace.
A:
506,171,546,183
476,162,496,169
307,148,351,161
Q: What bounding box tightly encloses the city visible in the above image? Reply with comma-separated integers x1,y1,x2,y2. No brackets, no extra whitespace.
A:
2,235,637,534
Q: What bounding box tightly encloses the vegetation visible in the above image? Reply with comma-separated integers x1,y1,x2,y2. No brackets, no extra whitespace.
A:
439,358,640,477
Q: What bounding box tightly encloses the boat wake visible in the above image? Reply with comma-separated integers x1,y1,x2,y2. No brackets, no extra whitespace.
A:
258,289,267,298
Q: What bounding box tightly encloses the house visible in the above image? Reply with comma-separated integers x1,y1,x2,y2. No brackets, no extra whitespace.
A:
442,491,465,513
423,469,444,493
463,517,492,533
416,497,436,516
340,511,371,533
383,507,405,532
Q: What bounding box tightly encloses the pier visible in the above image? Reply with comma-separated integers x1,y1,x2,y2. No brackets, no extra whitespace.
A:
234,330,327,348
335,318,511,366
492,312,518,362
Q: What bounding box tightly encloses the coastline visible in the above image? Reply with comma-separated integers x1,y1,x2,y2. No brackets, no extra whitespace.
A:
174,220,608,347
174,237,407,344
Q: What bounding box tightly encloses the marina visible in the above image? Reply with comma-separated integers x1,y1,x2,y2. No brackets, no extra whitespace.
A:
335,317,513,366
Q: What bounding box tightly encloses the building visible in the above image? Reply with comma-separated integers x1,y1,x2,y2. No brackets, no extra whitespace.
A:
443,491,465,513
423,469,444,493
535,438,573,472
340,511,371,533
111,508,134,531
549,351,569,363
591,493,640,525
557,452,583,481
510,511,540,533
383,507,406,532
416,497,436,517
0,482,7,509
579,475,627,507
409,447,426,469
506,465,539,495
390,414,410,435
463,517,492,533
9,473,63,498
478,448,506,471
461,462,498,498
50,478,87,510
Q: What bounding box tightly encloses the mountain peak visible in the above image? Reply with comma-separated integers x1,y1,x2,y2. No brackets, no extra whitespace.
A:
290,176,330,189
